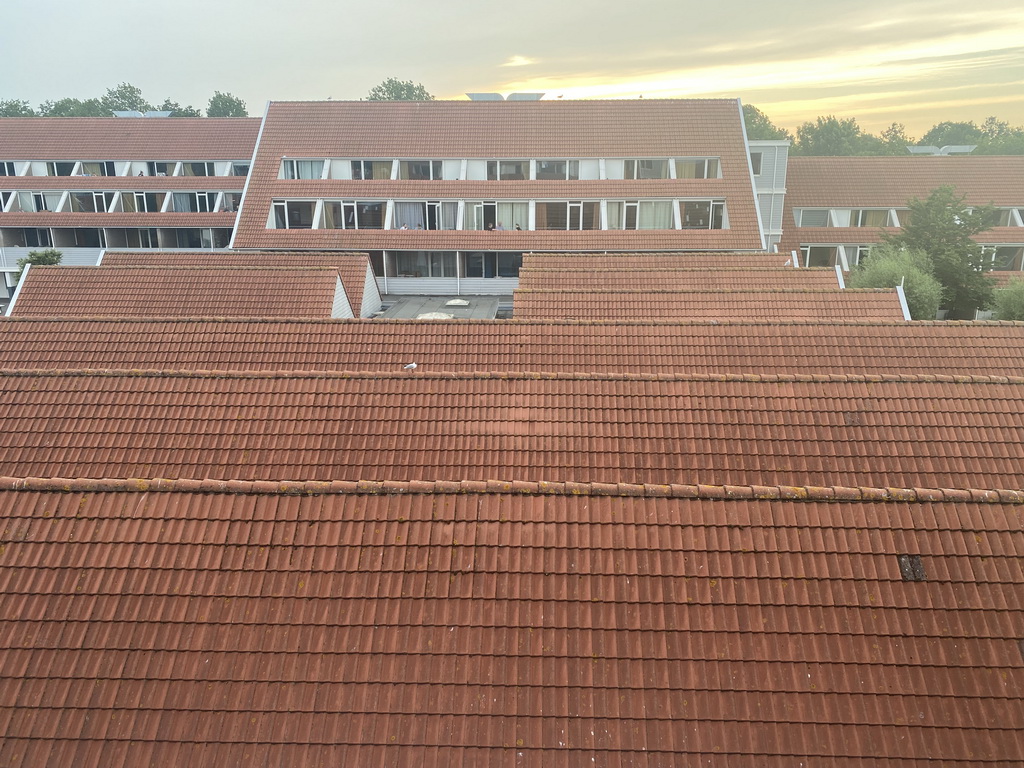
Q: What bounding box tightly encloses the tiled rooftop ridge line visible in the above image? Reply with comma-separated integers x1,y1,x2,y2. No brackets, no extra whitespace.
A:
1,316,1022,327
32,265,345,273
513,287,894,295
3,475,1023,503
2,368,1023,385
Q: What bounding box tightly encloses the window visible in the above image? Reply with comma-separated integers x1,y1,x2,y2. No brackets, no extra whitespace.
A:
606,200,674,229
80,161,117,177
536,201,598,230
182,162,215,177
623,159,669,179
22,192,63,212
749,152,762,176
680,200,725,229
675,158,720,179
0,191,11,210
221,192,243,213
273,200,316,229
125,192,167,213
486,161,528,180
897,554,926,582
24,228,52,247
70,192,115,213
535,160,579,180
46,161,75,176
398,160,443,180
351,160,392,180
0,161,15,176
392,201,458,230
175,229,211,248
392,251,458,278
231,162,250,177
983,245,1024,270
799,209,829,227
852,209,891,227
172,192,218,213
126,228,159,248
147,162,174,177
282,159,325,180
800,246,839,267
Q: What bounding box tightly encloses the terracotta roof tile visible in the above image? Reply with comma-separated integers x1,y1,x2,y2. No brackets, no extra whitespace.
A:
517,267,837,290
0,117,260,159
100,251,376,316
8,266,345,319
233,99,762,251
0,212,236,228
512,288,905,320
522,251,794,269
0,318,1019,376
0,370,1020,489
0,481,1020,765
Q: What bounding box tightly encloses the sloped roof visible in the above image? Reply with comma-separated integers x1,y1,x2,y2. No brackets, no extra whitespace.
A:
0,117,260,159
513,289,905,320
8,266,344,318
517,267,838,290
1,318,1022,375
101,251,375,316
0,478,1020,767
232,99,763,250
522,251,794,269
0,212,237,228
0,370,1021,489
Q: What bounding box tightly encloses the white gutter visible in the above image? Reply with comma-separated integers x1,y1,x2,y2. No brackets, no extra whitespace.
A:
834,264,845,289
895,284,912,320
736,98,767,251
5,263,29,316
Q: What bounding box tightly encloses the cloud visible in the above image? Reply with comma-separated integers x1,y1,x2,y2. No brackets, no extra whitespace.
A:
501,55,536,68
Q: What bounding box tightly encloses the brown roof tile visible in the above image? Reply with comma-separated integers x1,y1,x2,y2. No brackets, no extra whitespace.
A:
512,288,905,320
0,480,1020,765
522,251,794,269
1,318,1020,376
517,268,838,290
0,117,260,159
0,370,1020,489
8,266,345,319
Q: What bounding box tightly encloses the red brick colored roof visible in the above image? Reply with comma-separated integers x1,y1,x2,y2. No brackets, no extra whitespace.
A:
0,370,1020,489
779,156,1024,252
0,478,1020,766
0,117,260,159
101,251,375,315
233,100,762,250
8,266,343,319
1,317,1022,375
990,270,1024,288
517,267,838,290
0,212,237,228
522,251,794,269
0,176,245,190
513,289,905,320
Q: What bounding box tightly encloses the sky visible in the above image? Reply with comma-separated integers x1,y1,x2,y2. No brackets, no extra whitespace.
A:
2,0,1022,136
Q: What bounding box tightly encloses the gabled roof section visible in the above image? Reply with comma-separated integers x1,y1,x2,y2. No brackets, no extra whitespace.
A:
0,479,1020,766
0,370,1021,489
100,250,375,316
0,117,260,159
1,318,1022,375
7,266,345,319
513,288,905,321
785,155,1024,207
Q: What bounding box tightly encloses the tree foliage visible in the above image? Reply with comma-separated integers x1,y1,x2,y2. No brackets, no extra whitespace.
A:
366,78,434,101
848,244,942,320
38,97,106,117
883,186,996,319
992,278,1024,321
792,115,884,156
206,91,247,117
742,104,792,141
158,98,202,117
100,83,153,114
14,249,62,283
0,99,36,117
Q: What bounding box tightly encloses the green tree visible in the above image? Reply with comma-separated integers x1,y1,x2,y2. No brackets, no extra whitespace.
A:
879,122,914,155
0,99,36,117
366,78,434,101
100,83,153,114
158,98,202,117
992,278,1024,320
741,104,792,141
38,97,106,117
918,120,984,148
848,245,942,320
14,248,62,283
207,91,248,117
792,115,883,156
883,186,996,319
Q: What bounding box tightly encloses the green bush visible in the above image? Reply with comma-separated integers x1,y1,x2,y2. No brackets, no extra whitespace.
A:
849,245,943,320
14,248,62,284
992,278,1024,320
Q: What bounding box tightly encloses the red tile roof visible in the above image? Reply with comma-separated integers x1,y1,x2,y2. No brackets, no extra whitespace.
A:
233,99,762,250
0,117,260,159
0,212,237,228
513,289,905,320
0,176,245,191
517,267,838,290
0,478,1020,766
100,251,376,316
522,251,794,269
8,266,344,319
1,318,1021,376
0,370,1020,489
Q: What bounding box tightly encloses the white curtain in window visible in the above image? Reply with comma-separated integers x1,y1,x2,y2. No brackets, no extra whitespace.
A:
441,202,458,230
638,201,672,229
394,202,426,229
172,193,193,212
496,203,528,230
605,201,623,229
